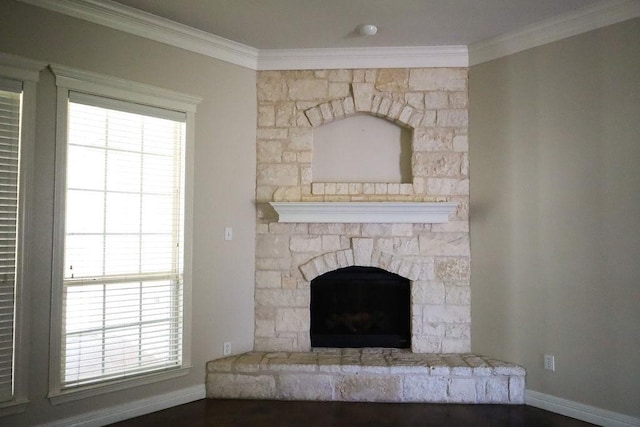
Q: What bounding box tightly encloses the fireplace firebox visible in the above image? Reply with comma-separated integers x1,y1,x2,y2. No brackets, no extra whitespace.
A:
310,266,410,348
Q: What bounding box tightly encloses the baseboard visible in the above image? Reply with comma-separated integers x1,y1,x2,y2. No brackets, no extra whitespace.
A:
42,384,206,427
526,389,640,427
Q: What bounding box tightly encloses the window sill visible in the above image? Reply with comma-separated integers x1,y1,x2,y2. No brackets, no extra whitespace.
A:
0,398,29,417
48,365,191,405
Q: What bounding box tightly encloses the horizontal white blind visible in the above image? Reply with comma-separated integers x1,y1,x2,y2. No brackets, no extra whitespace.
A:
62,97,186,389
0,83,21,402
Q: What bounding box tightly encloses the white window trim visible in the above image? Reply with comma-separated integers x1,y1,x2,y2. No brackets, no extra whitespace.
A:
0,53,46,417
49,64,201,403
0,53,46,416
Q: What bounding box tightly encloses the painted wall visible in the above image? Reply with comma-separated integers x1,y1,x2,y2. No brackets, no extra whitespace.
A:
0,1,256,425
469,18,640,418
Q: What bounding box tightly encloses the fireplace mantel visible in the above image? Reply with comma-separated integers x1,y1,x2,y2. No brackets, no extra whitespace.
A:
270,201,457,223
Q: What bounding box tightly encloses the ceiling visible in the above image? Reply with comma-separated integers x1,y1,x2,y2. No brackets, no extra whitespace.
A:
112,0,603,50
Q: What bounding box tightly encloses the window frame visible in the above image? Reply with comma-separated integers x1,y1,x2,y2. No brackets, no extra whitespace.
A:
0,53,45,416
49,65,200,404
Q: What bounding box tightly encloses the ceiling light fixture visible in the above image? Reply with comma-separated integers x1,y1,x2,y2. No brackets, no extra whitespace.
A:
356,24,378,36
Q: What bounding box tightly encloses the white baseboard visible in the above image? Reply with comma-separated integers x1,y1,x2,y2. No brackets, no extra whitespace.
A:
526,389,640,427
42,384,206,427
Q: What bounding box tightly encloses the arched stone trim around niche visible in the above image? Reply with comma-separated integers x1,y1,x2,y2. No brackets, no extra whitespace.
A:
299,238,422,282
303,83,431,130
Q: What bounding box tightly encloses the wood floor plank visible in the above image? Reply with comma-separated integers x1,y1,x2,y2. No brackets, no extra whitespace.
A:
107,399,597,426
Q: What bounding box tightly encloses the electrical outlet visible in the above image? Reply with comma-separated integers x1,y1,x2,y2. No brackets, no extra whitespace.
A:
223,342,232,356
544,354,555,371
224,227,233,241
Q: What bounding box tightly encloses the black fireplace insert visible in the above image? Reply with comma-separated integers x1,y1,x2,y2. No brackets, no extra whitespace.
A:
310,266,410,348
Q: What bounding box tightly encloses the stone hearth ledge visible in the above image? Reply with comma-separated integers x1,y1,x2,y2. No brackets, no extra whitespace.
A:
206,349,525,404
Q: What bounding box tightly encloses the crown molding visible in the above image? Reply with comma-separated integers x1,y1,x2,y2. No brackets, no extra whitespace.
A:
257,46,469,70
17,0,259,69
468,0,640,65
17,0,640,71
16,0,466,70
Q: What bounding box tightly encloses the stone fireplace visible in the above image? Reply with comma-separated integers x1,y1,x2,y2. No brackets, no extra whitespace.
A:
255,68,470,354
206,67,525,404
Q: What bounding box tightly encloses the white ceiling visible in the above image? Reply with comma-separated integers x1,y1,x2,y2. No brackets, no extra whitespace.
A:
112,0,604,49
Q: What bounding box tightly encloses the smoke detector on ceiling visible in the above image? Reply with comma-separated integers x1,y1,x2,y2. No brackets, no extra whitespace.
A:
356,24,378,36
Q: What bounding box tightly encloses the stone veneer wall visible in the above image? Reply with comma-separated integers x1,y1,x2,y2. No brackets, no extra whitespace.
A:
255,68,470,353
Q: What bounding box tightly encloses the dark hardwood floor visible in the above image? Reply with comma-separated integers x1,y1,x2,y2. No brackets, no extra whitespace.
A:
107,399,597,427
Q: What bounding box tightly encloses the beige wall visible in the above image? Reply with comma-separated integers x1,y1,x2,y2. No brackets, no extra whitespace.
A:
469,18,640,417
0,1,256,425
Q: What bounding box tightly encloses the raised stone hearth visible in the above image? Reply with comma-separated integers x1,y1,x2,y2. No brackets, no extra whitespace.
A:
206,349,525,404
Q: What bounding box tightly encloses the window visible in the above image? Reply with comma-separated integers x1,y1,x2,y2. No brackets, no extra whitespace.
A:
50,66,200,400
0,53,44,414
0,78,22,404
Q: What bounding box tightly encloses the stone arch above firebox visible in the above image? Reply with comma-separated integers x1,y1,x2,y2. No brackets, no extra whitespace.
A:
302,83,432,129
299,238,422,282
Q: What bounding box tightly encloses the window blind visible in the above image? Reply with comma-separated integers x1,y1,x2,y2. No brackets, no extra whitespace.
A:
61,93,186,389
0,80,22,402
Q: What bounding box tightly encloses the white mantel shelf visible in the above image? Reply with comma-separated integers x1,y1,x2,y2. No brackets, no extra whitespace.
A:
270,202,457,224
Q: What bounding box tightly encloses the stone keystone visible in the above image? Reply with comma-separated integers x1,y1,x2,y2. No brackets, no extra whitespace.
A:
352,83,375,112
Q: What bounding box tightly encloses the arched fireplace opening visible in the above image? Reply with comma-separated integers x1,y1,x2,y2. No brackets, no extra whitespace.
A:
310,266,410,349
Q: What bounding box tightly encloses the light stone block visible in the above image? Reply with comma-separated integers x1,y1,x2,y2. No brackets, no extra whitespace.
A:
207,374,276,399
257,77,288,101
329,83,350,99
425,91,449,109
278,374,334,400
290,236,322,252
435,258,470,280
305,107,323,127
408,68,467,91
426,178,469,196
258,105,275,126
256,270,282,289
445,286,471,305
275,102,296,127
419,232,470,256
342,97,355,115
288,128,313,150
509,376,525,403
484,377,509,403
330,98,345,118
412,281,445,304
322,235,342,251
289,79,328,101
256,235,290,258
255,320,275,337
255,290,309,307
352,83,375,112
257,164,298,186
257,128,288,140
276,308,309,332
388,101,403,120
405,92,424,110
398,106,414,125
437,109,469,127
337,375,403,402
448,378,477,403
422,305,471,324
413,128,454,151
412,336,442,353
327,69,352,82
352,238,374,266
375,68,409,92
378,97,392,116
413,152,463,177
449,91,468,108
403,376,447,402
